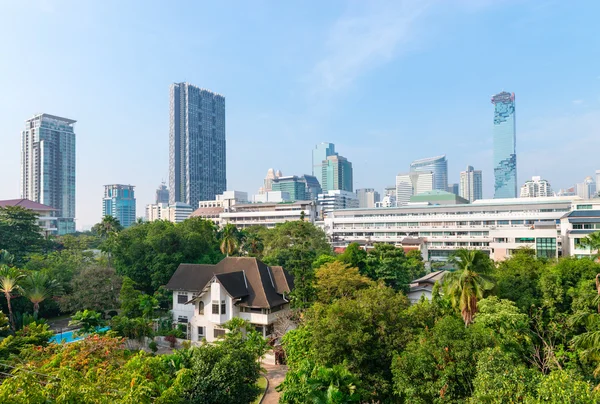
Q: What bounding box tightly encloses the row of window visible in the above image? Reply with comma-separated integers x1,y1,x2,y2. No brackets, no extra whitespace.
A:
335,219,543,229
345,208,569,219
572,223,600,230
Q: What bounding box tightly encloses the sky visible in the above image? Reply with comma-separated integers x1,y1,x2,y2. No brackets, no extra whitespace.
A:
1,0,600,229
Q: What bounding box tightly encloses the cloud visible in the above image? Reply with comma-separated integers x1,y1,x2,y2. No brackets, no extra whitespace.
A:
309,1,432,95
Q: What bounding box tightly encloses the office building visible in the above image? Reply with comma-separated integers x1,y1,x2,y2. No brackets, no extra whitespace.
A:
459,166,483,202
396,172,434,206
492,91,517,198
260,168,282,194
169,83,226,209
318,190,359,217
272,176,307,201
520,176,553,198
198,191,248,210
145,202,193,223
447,183,459,196
252,191,291,204
156,182,169,204
410,155,448,191
102,184,136,228
322,155,353,192
21,113,76,235
312,143,336,187
577,176,596,199
302,175,322,200
356,188,380,208
146,203,168,222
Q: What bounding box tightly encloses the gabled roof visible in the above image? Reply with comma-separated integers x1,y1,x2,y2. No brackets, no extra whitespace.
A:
411,270,447,285
166,257,293,309
0,199,55,211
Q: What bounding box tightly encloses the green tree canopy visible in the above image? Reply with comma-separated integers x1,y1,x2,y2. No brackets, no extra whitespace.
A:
0,206,45,265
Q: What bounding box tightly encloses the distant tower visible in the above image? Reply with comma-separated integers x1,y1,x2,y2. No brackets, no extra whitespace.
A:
312,143,336,188
520,176,552,198
102,184,136,228
459,166,483,202
322,155,353,192
396,172,434,206
410,155,448,191
491,91,517,198
155,182,169,204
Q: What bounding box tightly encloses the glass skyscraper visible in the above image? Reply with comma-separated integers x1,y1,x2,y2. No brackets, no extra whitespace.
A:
410,155,448,191
21,114,76,235
312,142,336,188
492,91,517,198
322,155,353,192
102,184,136,228
169,83,226,209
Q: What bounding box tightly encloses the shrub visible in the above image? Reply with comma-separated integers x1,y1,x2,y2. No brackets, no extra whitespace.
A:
164,334,177,348
148,340,158,353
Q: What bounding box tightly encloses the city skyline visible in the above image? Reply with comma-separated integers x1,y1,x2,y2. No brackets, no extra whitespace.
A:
2,2,600,228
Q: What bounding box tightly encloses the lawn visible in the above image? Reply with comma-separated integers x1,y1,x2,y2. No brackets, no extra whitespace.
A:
252,376,268,404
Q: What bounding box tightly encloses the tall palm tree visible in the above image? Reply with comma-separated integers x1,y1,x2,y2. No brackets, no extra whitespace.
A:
572,294,600,385
0,266,24,331
220,224,239,257
580,231,600,259
0,250,14,267
95,215,123,239
242,233,264,257
22,271,62,319
444,249,494,326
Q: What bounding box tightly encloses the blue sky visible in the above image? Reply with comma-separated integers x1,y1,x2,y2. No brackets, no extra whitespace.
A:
1,0,599,229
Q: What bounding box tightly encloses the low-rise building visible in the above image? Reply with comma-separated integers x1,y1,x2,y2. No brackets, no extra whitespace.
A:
408,270,447,303
409,190,469,205
190,206,223,226
252,191,291,204
145,202,193,223
221,201,317,229
0,199,57,236
560,200,600,258
318,190,359,218
165,257,293,342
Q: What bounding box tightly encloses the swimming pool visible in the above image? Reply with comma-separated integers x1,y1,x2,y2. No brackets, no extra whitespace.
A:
49,327,110,344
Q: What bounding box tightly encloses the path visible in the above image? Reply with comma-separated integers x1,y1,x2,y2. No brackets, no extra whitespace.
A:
262,364,287,404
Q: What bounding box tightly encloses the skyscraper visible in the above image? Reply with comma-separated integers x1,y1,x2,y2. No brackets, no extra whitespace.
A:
410,155,448,191
102,184,136,228
396,171,434,206
459,165,483,202
21,113,76,235
169,83,226,209
155,182,169,204
312,143,336,188
492,91,517,198
322,155,353,192
520,176,552,198
576,176,596,199
356,188,380,208
272,176,307,201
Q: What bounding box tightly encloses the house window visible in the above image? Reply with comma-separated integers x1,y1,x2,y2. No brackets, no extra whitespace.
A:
177,292,188,304
212,300,219,314
198,301,204,315
177,316,188,323
214,328,226,338
221,300,226,315
197,326,205,340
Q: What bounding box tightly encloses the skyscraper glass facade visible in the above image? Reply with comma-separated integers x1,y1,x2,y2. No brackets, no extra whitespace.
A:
492,91,517,198
272,176,307,201
169,83,226,209
322,155,353,192
410,155,448,191
102,184,136,228
312,143,336,188
21,114,76,235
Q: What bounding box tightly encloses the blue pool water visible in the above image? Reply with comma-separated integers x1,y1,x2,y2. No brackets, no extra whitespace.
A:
49,327,110,344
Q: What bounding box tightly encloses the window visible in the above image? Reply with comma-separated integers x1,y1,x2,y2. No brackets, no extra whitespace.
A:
573,224,583,229
177,316,188,323
177,292,188,304
197,326,205,340
198,301,204,315
221,300,226,315
214,328,226,338
577,204,593,210
212,300,219,314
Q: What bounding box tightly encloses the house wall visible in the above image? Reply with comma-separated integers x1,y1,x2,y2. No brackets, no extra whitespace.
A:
172,291,195,324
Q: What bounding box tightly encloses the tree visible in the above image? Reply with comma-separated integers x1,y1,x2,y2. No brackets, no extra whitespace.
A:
579,231,600,259
92,215,123,238
0,206,45,265
314,261,373,303
69,310,105,334
337,243,367,274
0,266,24,332
60,265,122,313
120,277,143,318
444,249,495,326
219,224,239,256
240,231,264,257
363,244,419,292
21,271,62,319
493,249,545,312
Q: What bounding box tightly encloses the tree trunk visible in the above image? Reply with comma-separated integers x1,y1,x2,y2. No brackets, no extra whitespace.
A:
596,273,600,313
33,302,40,320
5,292,14,332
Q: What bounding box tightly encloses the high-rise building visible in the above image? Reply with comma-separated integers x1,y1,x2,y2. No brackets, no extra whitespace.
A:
396,171,434,206
169,83,226,209
447,183,459,196
102,184,136,228
260,168,282,194
317,190,359,217
302,175,322,200
322,155,353,192
376,186,397,208
272,176,307,201
520,176,553,198
577,176,596,199
312,142,336,187
492,91,517,198
356,188,380,208
410,155,448,191
459,166,483,202
155,182,169,204
21,113,76,235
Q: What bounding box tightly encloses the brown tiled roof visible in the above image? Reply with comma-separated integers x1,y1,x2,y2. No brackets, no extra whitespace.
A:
0,199,55,211
166,257,292,309
190,207,224,217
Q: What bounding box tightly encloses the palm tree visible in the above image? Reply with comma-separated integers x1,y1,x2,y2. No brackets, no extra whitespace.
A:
0,266,24,331
220,224,239,256
242,233,264,257
0,250,14,266
94,215,123,239
580,231,600,259
572,294,600,384
22,271,62,319
444,249,494,326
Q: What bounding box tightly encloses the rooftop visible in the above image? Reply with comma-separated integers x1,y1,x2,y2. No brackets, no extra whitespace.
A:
0,199,55,211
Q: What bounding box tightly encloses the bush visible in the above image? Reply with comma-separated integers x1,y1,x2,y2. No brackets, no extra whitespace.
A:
148,340,158,353
164,334,177,348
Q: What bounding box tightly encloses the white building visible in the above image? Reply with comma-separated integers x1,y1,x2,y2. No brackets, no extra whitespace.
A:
0,199,58,236
145,202,193,223
577,177,597,199
318,190,359,218
356,188,380,209
221,201,317,229
520,176,553,198
396,172,434,206
252,191,291,204
198,190,248,210
560,200,600,259
165,257,293,342
459,166,483,202
325,196,581,262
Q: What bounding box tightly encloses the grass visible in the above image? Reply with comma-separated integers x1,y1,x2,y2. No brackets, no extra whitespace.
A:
252,376,268,404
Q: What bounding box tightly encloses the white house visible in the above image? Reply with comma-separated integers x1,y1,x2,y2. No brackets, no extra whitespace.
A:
166,257,294,342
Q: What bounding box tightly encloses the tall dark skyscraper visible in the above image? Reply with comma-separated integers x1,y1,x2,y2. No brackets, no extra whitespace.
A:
169,83,226,208
491,91,517,198
155,182,169,204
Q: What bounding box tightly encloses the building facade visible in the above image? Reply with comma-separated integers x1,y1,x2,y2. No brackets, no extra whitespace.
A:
169,83,226,209
312,143,336,188
492,91,517,198
272,176,307,201
520,176,553,198
396,172,434,206
447,183,459,196
102,184,136,228
155,182,169,204
302,175,322,200
0,199,58,236
21,114,76,235
459,165,483,202
410,155,448,191
577,177,596,199
221,201,317,229
356,188,380,208
318,190,359,217
322,155,353,192
145,202,192,223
